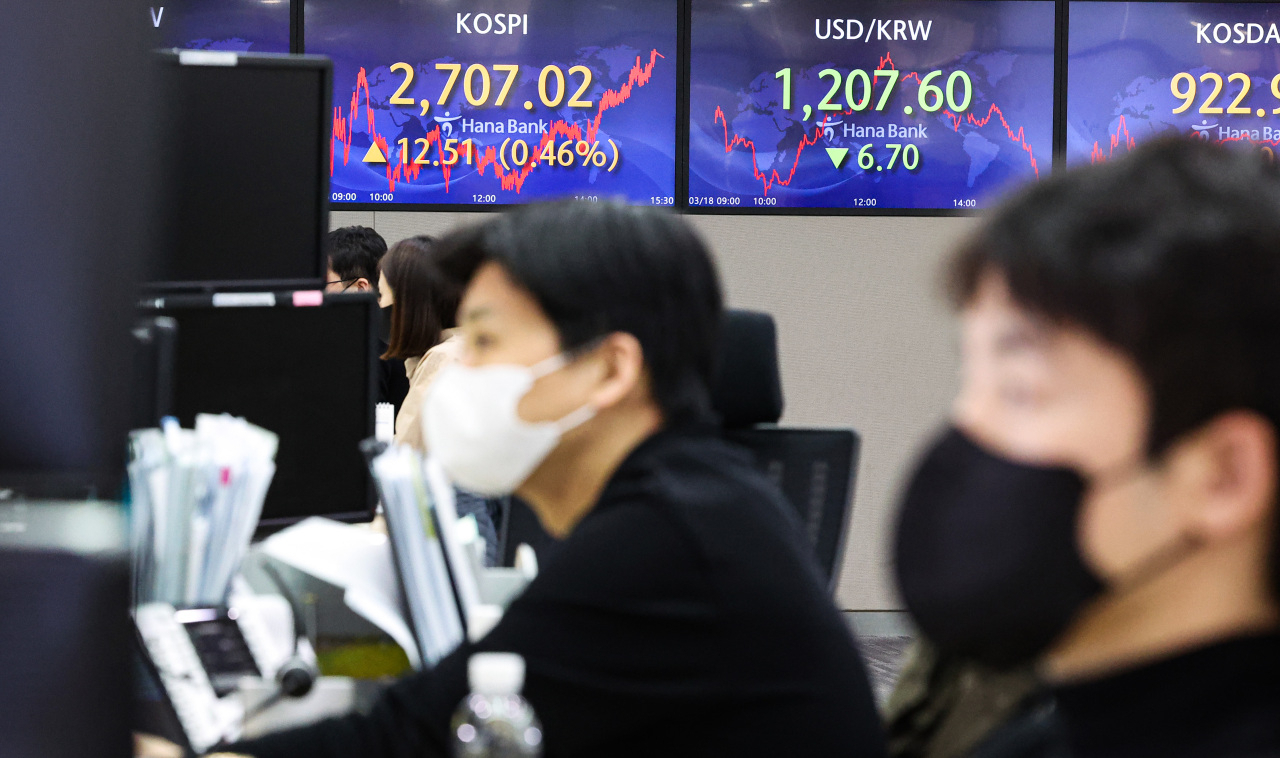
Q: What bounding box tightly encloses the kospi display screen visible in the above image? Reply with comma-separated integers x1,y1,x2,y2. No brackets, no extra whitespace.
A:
307,0,679,208
149,0,291,53
1067,2,1280,163
688,0,1056,212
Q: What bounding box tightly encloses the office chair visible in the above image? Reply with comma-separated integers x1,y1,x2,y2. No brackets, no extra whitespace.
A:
711,310,861,595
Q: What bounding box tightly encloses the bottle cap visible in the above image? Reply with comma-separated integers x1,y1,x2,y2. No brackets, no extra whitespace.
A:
468,652,525,696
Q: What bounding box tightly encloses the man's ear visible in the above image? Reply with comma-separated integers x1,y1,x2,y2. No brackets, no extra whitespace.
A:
1179,410,1277,540
587,332,647,411
353,277,372,292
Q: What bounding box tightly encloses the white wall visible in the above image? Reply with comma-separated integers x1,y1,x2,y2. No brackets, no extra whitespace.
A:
333,209,977,610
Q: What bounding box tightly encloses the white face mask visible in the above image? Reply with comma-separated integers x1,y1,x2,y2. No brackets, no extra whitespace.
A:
423,353,596,496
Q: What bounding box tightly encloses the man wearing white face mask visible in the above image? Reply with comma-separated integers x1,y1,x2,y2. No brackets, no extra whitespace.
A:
225,201,886,758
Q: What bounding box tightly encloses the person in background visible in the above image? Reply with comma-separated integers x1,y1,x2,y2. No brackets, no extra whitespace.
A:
221,201,887,758
893,137,1280,758
379,234,498,559
378,235,463,451
324,226,410,414
324,225,385,294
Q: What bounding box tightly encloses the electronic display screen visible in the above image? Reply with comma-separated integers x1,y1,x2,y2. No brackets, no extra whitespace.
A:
688,0,1055,212
148,0,291,53
178,609,262,697
1067,2,1280,163
159,294,377,526
306,0,679,207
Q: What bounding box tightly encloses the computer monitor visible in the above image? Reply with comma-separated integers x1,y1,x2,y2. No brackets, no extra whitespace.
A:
2,0,156,499
142,291,379,527
152,51,331,286
0,503,132,758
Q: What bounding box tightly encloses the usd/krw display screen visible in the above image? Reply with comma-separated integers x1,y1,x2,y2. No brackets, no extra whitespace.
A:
1068,2,1280,163
307,0,679,207
688,0,1056,212
150,0,291,53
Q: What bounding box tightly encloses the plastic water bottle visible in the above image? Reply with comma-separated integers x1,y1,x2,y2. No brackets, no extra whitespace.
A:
452,653,543,757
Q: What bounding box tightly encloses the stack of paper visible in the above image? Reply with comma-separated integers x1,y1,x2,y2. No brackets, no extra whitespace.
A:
258,517,420,669
367,444,482,668
128,414,278,607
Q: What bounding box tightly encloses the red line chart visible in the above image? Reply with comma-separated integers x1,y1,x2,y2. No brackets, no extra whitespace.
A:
1088,115,1137,162
332,50,663,193
1088,114,1280,163
713,51,1042,196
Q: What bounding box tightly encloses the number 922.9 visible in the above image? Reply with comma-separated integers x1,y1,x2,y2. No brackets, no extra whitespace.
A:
1171,71,1280,116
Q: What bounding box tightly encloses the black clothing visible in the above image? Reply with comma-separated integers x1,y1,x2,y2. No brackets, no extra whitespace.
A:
1053,632,1280,758
377,307,409,414
377,354,410,415
496,495,562,568
231,428,886,758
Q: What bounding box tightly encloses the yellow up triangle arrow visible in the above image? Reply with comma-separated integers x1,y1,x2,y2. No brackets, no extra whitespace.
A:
362,142,388,164
826,147,849,169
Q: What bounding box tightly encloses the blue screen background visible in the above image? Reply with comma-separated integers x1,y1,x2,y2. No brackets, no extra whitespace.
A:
1067,2,1280,164
154,0,290,53
688,0,1055,210
306,0,678,206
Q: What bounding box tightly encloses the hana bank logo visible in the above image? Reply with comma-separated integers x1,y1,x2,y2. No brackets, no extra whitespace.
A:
1191,120,1219,140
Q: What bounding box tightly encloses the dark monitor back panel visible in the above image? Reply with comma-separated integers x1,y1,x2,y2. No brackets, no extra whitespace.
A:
0,548,133,758
152,293,378,526
154,53,330,285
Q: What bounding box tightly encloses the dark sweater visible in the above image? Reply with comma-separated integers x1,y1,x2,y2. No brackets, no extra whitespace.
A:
1054,632,1280,758
231,428,886,758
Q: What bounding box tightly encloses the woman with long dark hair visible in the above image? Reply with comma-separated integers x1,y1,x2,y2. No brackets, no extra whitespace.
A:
379,234,498,560
378,235,463,451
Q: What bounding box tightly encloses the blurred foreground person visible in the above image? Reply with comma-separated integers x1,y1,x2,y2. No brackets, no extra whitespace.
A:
894,138,1280,758
225,202,887,757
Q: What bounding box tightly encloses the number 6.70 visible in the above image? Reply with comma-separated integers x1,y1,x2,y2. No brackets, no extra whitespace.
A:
858,143,920,170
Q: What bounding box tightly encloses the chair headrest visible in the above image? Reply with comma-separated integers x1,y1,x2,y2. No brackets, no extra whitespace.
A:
712,309,784,429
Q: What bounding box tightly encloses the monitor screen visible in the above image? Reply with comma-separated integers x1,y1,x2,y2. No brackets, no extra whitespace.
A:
1067,2,1280,164
306,0,679,207
688,0,1056,212
152,293,378,526
148,0,292,53
154,53,330,285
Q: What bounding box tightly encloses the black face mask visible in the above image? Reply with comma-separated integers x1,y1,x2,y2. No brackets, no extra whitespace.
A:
379,304,394,344
894,427,1105,669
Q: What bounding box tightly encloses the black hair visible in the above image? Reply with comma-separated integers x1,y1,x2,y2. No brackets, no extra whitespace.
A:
325,225,387,286
380,235,461,360
950,136,1280,599
436,201,724,425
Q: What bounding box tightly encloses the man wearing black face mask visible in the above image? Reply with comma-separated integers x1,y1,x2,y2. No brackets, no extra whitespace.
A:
894,137,1280,758
325,225,411,415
